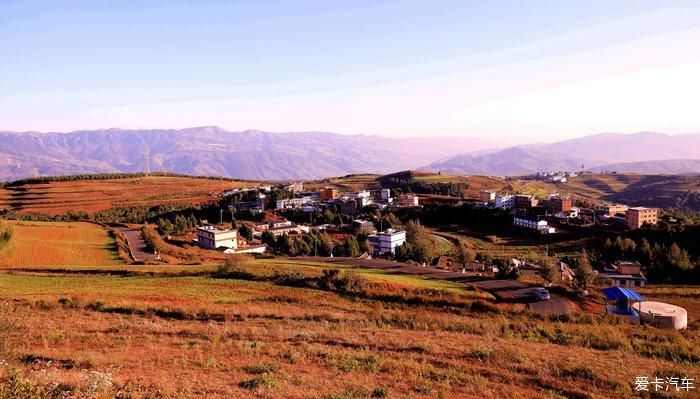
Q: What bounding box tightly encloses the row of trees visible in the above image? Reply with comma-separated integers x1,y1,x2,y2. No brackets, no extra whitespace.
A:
260,230,369,258
598,236,693,282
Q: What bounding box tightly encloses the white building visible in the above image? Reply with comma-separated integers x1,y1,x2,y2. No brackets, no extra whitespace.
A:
513,216,555,234
275,196,315,209
370,229,406,255
480,191,496,203
495,194,515,209
197,225,238,250
380,188,391,201
347,190,372,207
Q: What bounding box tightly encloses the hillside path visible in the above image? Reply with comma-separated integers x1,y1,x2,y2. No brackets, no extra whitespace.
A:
115,226,158,263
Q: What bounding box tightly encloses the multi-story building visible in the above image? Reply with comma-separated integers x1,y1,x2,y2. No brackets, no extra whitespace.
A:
626,207,658,229
514,194,538,210
283,182,304,192
495,194,515,209
513,215,555,234
369,229,406,255
275,196,315,209
196,225,238,250
543,194,573,213
394,193,419,207
348,190,372,207
480,191,496,203
319,187,339,201
352,219,377,235
595,203,629,215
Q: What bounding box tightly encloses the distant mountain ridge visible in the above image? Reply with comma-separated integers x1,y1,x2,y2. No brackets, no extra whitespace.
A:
427,132,700,176
0,127,496,181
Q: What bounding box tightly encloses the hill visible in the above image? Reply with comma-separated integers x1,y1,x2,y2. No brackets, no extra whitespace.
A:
0,175,255,216
322,171,700,210
0,127,496,181
590,159,700,174
428,132,700,175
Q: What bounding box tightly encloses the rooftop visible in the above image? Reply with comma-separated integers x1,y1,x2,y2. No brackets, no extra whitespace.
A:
602,287,645,302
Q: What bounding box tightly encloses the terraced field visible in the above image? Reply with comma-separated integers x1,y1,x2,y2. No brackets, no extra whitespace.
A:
0,176,257,216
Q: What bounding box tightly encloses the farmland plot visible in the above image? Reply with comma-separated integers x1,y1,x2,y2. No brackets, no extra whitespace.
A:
0,221,123,267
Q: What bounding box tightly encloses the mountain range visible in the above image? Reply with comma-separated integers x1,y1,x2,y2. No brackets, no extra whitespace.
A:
427,132,700,176
0,128,698,181
0,127,494,181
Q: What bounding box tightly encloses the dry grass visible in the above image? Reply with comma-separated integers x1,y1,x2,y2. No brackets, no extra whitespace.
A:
0,221,123,267
0,176,256,216
0,259,698,398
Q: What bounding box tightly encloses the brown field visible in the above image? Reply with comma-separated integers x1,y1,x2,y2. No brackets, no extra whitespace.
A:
0,221,123,267
0,259,698,398
0,176,257,216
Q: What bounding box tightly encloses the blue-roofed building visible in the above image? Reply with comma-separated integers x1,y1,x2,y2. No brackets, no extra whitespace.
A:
603,287,645,322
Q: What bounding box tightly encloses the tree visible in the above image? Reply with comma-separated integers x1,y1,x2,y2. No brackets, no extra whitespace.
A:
157,218,174,238
454,241,476,270
494,258,519,280
261,231,276,248
0,221,13,250
540,259,558,285
344,236,360,258
573,249,595,292
276,234,292,255
666,243,692,271
405,220,440,264
238,224,253,241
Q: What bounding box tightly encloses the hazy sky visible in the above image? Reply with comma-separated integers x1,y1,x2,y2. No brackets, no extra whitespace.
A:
1,0,700,142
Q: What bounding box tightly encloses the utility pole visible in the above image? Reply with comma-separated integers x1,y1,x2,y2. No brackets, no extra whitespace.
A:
220,209,223,224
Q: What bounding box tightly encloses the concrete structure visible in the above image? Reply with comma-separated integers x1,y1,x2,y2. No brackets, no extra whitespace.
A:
352,219,377,235
283,182,304,192
319,187,339,201
480,191,496,203
380,188,391,201
196,225,238,250
638,301,688,330
543,194,573,213
222,244,267,255
348,190,372,207
595,203,629,215
370,229,406,255
394,193,419,207
513,215,555,234
266,220,310,236
514,194,538,209
276,196,315,209
495,194,515,209
597,260,647,287
626,207,658,229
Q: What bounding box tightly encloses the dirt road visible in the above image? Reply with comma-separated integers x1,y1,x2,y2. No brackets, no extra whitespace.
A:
115,226,158,263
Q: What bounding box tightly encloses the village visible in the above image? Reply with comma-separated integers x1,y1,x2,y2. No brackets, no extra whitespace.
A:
186,176,688,331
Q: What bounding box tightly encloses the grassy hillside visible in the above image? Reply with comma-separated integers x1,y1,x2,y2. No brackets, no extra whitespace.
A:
0,259,697,398
324,171,700,210
0,175,256,216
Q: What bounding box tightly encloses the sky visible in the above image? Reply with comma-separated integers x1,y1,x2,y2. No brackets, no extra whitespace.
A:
1,0,700,143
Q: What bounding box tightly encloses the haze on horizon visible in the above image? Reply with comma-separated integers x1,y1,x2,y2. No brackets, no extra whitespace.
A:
2,0,700,143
